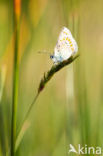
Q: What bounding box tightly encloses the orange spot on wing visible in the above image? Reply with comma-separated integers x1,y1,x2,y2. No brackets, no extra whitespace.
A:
69,41,72,44
64,31,68,35
71,48,74,51
66,38,71,42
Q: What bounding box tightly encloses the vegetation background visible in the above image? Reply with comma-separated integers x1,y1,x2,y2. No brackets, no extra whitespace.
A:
0,0,103,156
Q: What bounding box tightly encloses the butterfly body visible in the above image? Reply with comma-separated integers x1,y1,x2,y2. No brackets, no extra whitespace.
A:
50,27,78,63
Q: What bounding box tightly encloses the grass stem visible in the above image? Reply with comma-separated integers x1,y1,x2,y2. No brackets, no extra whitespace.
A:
15,55,79,151
11,0,20,155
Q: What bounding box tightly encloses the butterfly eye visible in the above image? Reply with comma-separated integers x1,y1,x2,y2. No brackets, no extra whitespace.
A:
50,55,54,59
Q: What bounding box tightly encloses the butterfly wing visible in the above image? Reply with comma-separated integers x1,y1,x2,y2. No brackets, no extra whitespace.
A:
54,27,78,61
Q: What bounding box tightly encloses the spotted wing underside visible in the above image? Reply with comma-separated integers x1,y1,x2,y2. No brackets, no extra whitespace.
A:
54,27,78,60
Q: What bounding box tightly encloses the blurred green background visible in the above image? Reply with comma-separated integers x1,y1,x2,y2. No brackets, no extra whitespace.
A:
0,0,103,155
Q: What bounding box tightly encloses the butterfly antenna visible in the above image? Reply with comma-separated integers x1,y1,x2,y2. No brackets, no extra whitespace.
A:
38,50,51,55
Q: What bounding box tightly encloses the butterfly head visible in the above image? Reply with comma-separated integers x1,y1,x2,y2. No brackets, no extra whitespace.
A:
50,55,54,59
50,54,63,63
50,55,57,63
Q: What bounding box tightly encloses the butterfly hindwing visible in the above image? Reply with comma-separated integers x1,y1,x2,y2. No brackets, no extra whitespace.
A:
51,27,78,63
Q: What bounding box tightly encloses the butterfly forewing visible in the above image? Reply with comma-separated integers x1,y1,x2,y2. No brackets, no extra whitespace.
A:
54,27,78,59
50,27,78,63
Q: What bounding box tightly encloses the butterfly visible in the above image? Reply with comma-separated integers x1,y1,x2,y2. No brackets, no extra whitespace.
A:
50,27,78,63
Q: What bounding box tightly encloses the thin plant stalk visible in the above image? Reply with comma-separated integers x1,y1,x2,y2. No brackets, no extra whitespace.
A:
16,93,39,137
16,55,79,151
11,0,21,156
